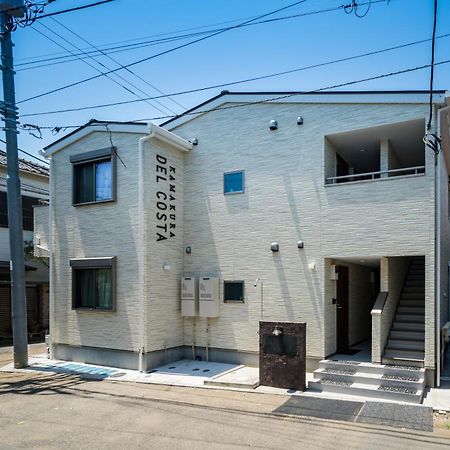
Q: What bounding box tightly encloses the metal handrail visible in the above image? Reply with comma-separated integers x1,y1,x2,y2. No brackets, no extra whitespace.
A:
326,165,425,184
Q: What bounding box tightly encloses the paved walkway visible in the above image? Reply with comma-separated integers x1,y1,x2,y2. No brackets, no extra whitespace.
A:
0,354,438,432
1,369,450,449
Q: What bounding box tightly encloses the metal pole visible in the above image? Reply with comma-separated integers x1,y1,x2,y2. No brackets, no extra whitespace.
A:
1,12,28,368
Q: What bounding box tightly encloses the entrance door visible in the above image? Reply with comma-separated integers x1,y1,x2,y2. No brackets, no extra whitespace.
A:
336,266,349,352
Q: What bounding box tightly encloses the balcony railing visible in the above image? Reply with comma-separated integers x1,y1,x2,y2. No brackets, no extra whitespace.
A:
325,165,425,185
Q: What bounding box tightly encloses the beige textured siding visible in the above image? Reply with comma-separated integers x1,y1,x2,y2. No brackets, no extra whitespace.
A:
50,131,145,351
173,102,435,361
143,139,185,352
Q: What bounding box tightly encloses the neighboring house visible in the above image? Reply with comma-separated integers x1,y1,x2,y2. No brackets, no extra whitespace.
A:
37,90,450,402
0,150,49,341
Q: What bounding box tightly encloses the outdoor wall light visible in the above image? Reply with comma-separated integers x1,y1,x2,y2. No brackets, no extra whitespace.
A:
185,246,192,254
269,120,278,131
191,138,198,146
297,116,304,125
308,262,316,271
163,263,171,271
271,242,279,252
297,240,304,249
272,325,284,336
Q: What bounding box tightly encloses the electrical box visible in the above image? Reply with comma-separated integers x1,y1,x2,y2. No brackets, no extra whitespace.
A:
199,277,220,318
181,277,198,317
330,265,339,280
0,1,25,17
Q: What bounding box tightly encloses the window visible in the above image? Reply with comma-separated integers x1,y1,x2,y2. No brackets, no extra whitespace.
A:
0,191,40,230
70,257,116,310
224,170,244,194
224,280,244,302
71,147,116,205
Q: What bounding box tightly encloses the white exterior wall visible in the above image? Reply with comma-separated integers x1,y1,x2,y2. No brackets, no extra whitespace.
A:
50,131,145,352
44,98,443,373
142,139,185,353
172,102,435,363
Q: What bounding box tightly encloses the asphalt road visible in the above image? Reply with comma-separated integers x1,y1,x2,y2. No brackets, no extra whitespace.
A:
1,368,450,450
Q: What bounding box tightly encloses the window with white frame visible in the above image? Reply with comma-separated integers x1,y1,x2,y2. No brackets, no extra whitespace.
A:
224,170,244,194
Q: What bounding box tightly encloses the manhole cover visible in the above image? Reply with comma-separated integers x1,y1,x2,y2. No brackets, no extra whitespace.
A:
192,368,200,371
168,366,176,369
109,372,126,378
202,369,210,373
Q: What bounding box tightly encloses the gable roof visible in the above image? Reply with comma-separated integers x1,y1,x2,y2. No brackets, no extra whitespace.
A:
43,119,148,156
161,90,448,130
0,150,49,177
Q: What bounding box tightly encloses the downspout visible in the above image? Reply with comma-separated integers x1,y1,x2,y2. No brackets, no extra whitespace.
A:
138,133,153,372
436,126,441,387
436,103,450,386
48,156,54,359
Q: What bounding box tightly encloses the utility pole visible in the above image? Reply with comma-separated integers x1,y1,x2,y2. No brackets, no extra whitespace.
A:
0,1,27,368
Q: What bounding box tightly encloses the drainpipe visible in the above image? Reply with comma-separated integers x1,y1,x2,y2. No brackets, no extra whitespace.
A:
436,103,450,386
138,132,153,372
436,128,441,387
48,157,54,359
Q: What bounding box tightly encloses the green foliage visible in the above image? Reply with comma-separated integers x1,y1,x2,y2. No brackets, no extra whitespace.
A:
24,239,49,268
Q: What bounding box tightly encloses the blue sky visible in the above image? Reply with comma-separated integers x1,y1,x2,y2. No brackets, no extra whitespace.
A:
7,0,450,161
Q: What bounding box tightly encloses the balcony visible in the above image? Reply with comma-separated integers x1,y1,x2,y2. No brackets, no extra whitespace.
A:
325,118,426,186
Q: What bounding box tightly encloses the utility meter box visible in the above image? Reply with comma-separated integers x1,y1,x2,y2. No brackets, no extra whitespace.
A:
181,277,198,317
199,277,220,318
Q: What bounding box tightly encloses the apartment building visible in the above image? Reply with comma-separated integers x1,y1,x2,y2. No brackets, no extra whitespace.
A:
37,91,450,397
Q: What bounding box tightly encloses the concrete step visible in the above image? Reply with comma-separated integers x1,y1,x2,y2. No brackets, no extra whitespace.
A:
318,360,425,378
383,349,425,363
308,380,423,404
386,339,425,351
399,300,425,308
403,286,425,294
395,314,425,323
390,330,424,341
391,321,425,332
313,368,424,390
401,292,424,300
397,306,425,315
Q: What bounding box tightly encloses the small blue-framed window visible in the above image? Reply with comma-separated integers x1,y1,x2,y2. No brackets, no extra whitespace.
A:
224,170,244,195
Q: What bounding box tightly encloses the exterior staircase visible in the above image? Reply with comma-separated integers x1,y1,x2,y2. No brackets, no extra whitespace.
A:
309,360,425,403
383,256,425,367
308,256,426,403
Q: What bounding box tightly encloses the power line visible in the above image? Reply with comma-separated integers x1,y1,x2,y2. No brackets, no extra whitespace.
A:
18,0,388,105
19,32,450,118
427,0,438,131
28,59,450,132
33,23,175,117
23,0,115,21
16,0,387,71
0,139,49,165
49,17,185,113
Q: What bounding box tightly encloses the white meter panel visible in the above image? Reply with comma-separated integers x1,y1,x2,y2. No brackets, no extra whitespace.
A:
199,277,219,318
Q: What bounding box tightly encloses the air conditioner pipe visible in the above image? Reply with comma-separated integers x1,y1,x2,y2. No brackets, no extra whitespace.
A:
192,318,196,360
206,320,209,362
